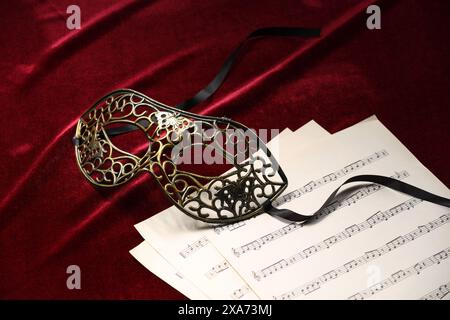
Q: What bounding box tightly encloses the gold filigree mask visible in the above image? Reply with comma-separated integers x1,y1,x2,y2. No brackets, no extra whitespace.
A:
73,89,287,223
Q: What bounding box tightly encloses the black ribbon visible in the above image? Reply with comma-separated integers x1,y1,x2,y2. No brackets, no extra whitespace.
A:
101,26,450,221
105,27,321,137
176,27,321,110
266,175,450,223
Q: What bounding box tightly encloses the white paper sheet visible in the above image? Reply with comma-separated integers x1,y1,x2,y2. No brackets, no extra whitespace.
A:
130,241,208,299
132,121,330,299
207,119,450,300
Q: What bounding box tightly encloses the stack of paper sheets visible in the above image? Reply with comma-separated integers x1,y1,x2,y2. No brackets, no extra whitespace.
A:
130,117,450,300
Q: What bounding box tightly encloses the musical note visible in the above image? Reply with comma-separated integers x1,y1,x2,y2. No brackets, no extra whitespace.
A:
345,224,361,237
344,260,360,272
231,285,251,300
420,282,450,300
349,247,450,300
433,249,449,264
253,259,289,280
320,270,340,282
391,270,411,282
324,235,339,247
386,236,407,251
214,221,246,234
363,249,382,261
413,261,427,274
179,236,209,258
323,173,338,182
275,215,450,299
349,293,364,300
205,260,230,279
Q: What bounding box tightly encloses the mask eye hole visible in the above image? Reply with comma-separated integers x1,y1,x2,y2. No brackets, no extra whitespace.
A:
103,122,150,158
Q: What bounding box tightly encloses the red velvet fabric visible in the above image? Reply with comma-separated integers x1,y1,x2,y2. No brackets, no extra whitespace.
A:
0,0,448,299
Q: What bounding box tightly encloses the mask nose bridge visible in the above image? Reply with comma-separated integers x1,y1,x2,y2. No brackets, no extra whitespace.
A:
99,105,192,184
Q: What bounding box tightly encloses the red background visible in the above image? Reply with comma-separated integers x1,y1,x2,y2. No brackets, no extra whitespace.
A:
0,0,449,299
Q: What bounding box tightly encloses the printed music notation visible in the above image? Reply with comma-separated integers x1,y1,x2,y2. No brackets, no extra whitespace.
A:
349,248,450,300
214,221,246,235
179,236,209,258
205,260,230,279
233,171,410,258
253,197,422,281
275,213,450,299
272,150,389,207
231,285,251,300
214,150,389,239
420,282,450,300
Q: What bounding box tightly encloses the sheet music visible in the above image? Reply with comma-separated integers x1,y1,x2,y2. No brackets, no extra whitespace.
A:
420,282,450,300
233,171,411,258
251,196,422,279
271,149,389,207
277,215,450,300
130,241,208,299
207,119,450,299
348,246,450,300
132,121,331,299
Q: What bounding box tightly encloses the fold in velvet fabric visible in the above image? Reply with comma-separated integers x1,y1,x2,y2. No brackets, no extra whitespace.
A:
0,0,449,298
